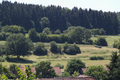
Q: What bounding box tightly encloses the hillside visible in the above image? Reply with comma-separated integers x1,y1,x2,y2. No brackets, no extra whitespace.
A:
0,1,119,34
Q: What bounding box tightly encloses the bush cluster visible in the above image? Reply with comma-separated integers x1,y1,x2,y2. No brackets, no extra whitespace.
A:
0,32,10,40
94,36,108,46
113,39,120,49
63,42,81,55
28,28,93,44
0,56,5,62
90,56,104,60
50,41,61,53
33,42,47,55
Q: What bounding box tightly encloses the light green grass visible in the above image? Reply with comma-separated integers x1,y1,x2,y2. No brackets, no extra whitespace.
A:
91,35,120,46
1,35,120,70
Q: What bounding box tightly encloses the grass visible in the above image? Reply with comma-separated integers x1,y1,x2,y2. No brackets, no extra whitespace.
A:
1,35,120,70
91,35,120,46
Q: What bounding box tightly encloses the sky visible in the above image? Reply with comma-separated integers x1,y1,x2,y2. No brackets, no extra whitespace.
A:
1,0,120,12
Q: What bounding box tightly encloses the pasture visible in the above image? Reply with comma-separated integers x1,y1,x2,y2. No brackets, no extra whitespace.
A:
0,35,120,71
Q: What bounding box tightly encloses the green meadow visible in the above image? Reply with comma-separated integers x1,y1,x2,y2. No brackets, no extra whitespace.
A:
1,35,120,71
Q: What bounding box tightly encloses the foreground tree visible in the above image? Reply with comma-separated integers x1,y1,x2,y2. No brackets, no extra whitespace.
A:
65,59,85,75
35,61,57,78
5,33,33,59
85,65,108,80
104,51,120,80
9,64,17,74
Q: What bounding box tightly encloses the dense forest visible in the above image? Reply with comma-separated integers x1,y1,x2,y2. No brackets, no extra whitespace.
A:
0,1,119,34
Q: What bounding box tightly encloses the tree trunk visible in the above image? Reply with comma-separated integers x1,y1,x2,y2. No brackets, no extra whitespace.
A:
17,55,20,60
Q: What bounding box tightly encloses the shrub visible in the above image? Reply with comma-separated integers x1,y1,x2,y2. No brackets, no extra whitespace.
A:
0,56,5,62
54,63,64,69
50,41,58,53
94,36,108,46
113,39,120,49
2,25,26,34
63,42,81,55
33,42,47,55
90,56,104,60
0,64,2,74
87,39,93,44
0,32,10,40
9,64,17,74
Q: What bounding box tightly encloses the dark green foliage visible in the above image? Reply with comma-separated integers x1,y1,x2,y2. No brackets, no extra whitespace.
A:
0,64,2,74
0,46,5,56
87,39,93,44
59,34,68,43
33,42,47,55
35,61,57,78
94,36,108,46
0,32,10,40
5,33,33,59
9,64,17,74
90,56,104,60
0,1,119,35
28,28,39,42
91,28,100,36
0,56,5,62
48,35,60,43
40,17,50,29
84,29,91,43
54,63,64,69
50,41,59,53
65,59,85,75
99,28,106,35
68,27,84,43
2,65,16,79
42,27,51,34
63,42,81,55
2,25,26,34
104,51,120,80
85,65,108,80
39,33,48,42
113,39,120,49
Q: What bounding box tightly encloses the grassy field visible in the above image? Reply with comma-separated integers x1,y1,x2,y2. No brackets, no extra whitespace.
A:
1,35,120,71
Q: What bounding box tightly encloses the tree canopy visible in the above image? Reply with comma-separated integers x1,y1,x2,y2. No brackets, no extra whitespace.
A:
65,59,85,75
35,61,57,78
85,65,108,80
5,33,33,59
0,1,119,35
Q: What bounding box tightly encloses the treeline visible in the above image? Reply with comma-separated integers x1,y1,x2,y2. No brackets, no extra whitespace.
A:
0,1,119,34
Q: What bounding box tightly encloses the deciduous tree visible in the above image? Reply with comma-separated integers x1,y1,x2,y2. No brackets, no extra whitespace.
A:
5,33,33,59
85,65,108,80
65,59,85,75
35,61,57,78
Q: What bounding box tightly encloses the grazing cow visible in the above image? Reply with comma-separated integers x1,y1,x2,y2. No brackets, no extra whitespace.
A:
64,56,67,58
